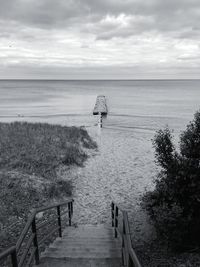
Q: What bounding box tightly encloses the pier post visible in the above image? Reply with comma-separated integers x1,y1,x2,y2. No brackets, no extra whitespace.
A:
98,113,102,128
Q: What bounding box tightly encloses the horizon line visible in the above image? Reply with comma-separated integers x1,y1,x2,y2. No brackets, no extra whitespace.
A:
0,78,200,81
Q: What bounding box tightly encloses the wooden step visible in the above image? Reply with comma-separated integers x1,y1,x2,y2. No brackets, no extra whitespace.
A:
50,239,120,247
38,258,121,267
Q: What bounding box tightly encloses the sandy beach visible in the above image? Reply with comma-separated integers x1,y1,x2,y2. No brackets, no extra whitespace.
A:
63,125,157,246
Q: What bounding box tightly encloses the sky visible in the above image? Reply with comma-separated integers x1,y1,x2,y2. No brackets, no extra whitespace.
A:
0,0,200,79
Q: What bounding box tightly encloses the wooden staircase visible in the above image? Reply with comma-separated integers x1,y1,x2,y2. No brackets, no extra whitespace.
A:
0,200,142,267
37,224,122,267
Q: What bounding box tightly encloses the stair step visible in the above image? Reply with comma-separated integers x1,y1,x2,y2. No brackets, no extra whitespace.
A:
46,246,121,252
52,238,120,243
50,244,121,249
49,242,121,250
62,226,115,235
38,257,122,267
63,233,115,238
63,233,115,237
42,252,121,259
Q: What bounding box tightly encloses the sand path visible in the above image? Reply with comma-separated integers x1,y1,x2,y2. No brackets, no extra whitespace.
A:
66,126,157,246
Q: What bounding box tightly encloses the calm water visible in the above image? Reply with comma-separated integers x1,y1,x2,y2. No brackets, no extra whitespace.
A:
0,79,200,132
1,80,200,245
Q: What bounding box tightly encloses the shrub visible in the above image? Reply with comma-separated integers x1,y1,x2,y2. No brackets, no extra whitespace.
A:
143,111,200,250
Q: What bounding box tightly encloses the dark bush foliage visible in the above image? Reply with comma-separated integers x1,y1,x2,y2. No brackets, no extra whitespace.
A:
143,111,200,250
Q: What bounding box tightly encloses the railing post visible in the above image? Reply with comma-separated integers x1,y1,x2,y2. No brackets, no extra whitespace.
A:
71,201,73,216
57,206,62,237
32,217,39,265
11,248,18,267
115,206,118,238
121,220,125,266
128,256,134,267
111,202,114,227
68,202,71,226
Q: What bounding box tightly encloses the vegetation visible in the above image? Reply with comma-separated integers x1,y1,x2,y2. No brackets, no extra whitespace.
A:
0,122,97,251
0,122,96,178
143,111,200,250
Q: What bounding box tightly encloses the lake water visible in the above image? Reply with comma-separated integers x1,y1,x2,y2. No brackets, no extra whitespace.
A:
1,79,200,247
0,80,199,131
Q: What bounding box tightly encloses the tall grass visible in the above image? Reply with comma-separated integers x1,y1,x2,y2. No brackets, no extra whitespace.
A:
0,122,97,251
0,122,97,178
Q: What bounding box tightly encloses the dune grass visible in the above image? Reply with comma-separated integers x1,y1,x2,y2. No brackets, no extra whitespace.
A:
0,122,97,178
0,122,97,251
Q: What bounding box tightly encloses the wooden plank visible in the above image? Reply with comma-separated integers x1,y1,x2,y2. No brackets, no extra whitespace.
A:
93,96,108,115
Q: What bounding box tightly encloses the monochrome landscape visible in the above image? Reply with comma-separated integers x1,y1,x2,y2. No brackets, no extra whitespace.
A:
1,0,200,266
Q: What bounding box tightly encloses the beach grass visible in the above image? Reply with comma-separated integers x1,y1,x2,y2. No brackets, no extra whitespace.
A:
0,121,96,178
0,121,97,251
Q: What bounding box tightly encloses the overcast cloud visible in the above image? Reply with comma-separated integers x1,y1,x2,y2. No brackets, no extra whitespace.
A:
0,0,200,79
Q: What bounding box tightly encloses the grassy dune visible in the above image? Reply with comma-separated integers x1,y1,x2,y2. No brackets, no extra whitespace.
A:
0,122,97,251
0,122,96,178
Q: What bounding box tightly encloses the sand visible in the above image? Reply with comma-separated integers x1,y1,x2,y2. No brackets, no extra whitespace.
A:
63,125,158,246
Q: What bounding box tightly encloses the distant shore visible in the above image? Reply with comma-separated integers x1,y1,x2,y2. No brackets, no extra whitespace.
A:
0,121,97,253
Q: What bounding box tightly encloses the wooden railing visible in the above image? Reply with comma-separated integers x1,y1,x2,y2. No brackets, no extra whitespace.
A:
111,202,142,267
0,199,74,267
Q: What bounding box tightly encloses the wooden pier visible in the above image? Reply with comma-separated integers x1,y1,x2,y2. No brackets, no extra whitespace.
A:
93,95,108,115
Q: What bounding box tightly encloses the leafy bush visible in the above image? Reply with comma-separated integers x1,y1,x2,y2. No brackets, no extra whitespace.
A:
143,111,200,249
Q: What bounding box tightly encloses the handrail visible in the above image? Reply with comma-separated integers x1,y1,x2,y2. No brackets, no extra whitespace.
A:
16,213,36,252
111,202,142,267
0,246,18,267
0,199,74,267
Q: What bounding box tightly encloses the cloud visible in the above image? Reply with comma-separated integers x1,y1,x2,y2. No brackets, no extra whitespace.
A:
1,0,200,33
82,0,200,40
90,14,155,40
0,0,200,78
